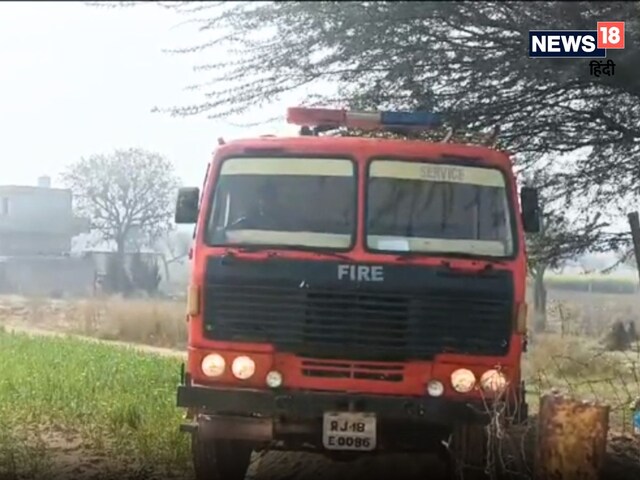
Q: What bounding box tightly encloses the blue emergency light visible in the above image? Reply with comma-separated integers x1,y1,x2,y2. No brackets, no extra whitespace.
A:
287,107,443,131
380,111,442,127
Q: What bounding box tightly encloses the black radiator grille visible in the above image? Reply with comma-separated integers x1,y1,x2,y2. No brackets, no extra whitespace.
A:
301,359,405,382
203,282,513,361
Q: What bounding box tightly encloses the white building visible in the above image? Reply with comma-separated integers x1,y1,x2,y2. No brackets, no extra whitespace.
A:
0,176,89,255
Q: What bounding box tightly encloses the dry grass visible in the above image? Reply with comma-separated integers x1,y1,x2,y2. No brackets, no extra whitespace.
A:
72,296,188,349
546,294,640,337
523,291,640,432
0,295,188,350
524,333,640,430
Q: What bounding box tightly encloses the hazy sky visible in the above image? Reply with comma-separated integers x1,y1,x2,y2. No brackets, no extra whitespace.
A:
1,2,633,269
0,1,296,189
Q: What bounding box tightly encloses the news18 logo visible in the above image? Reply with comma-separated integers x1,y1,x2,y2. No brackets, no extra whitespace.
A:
529,21,625,58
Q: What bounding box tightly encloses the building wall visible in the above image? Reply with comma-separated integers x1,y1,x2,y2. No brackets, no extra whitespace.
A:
0,186,73,233
0,184,82,255
0,232,72,255
89,251,161,276
0,256,96,297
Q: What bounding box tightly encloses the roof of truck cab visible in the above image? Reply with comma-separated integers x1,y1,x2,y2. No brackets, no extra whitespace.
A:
214,135,513,168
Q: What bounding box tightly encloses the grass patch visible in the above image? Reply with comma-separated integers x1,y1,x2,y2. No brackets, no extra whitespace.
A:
0,330,190,478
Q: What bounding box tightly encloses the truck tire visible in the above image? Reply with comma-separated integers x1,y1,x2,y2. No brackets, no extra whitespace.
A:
192,433,253,480
448,424,493,480
450,423,525,480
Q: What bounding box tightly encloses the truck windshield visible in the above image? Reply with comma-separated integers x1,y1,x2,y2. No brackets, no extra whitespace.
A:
366,159,514,257
206,157,356,249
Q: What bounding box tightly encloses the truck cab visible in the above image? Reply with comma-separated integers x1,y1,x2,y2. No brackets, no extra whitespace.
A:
174,107,541,480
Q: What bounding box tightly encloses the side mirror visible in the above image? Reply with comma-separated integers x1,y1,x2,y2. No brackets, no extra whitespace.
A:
175,187,200,224
520,186,541,233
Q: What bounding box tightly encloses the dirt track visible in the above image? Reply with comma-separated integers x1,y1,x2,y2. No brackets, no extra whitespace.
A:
250,451,449,480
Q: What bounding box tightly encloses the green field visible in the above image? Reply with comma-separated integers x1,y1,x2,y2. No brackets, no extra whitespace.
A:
0,329,190,479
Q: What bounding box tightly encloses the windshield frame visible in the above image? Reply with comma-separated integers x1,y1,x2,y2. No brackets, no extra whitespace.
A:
202,153,359,253
363,155,520,261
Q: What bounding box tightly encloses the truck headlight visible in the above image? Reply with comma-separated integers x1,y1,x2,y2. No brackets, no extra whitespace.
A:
451,368,476,393
480,369,508,393
201,353,226,378
231,356,256,380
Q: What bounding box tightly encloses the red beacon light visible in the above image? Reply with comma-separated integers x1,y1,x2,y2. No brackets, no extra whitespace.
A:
286,107,443,133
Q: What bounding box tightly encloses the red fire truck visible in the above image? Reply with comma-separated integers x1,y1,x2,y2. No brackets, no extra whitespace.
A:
174,107,541,480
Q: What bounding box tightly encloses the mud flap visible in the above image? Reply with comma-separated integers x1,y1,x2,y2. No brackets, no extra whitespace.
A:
535,392,609,480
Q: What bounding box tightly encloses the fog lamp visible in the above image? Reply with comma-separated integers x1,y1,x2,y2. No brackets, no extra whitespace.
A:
266,370,283,388
426,380,444,397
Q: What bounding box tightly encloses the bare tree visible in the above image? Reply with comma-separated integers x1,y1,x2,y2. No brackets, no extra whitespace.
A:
104,2,638,254
107,2,637,295
156,229,192,283
109,2,640,205
62,148,179,292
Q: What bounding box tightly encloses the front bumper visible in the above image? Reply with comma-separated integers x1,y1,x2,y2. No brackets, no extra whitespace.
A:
177,381,528,452
177,383,499,424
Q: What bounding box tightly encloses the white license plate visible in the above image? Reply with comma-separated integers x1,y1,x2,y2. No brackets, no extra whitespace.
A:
322,412,377,451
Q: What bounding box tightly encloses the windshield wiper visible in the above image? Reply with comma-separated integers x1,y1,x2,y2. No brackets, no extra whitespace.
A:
223,244,351,261
394,251,507,265
269,244,352,261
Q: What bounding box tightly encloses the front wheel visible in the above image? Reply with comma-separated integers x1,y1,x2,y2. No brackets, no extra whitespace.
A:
448,423,527,480
448,424,491,480
192,433,253,480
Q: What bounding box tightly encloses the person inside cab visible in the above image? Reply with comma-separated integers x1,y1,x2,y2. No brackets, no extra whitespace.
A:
227,182,285,231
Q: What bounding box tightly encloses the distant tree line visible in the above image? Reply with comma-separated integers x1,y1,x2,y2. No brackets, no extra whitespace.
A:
545,276,639,295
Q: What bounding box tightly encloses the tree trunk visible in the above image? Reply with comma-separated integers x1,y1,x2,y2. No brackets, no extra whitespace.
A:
115,237,130,295
160,254,171,284
533,267,547,333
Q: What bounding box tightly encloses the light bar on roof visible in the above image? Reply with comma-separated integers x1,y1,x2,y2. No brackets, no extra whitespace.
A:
286,107,443,131
381,111,440,126
287,107,345,126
